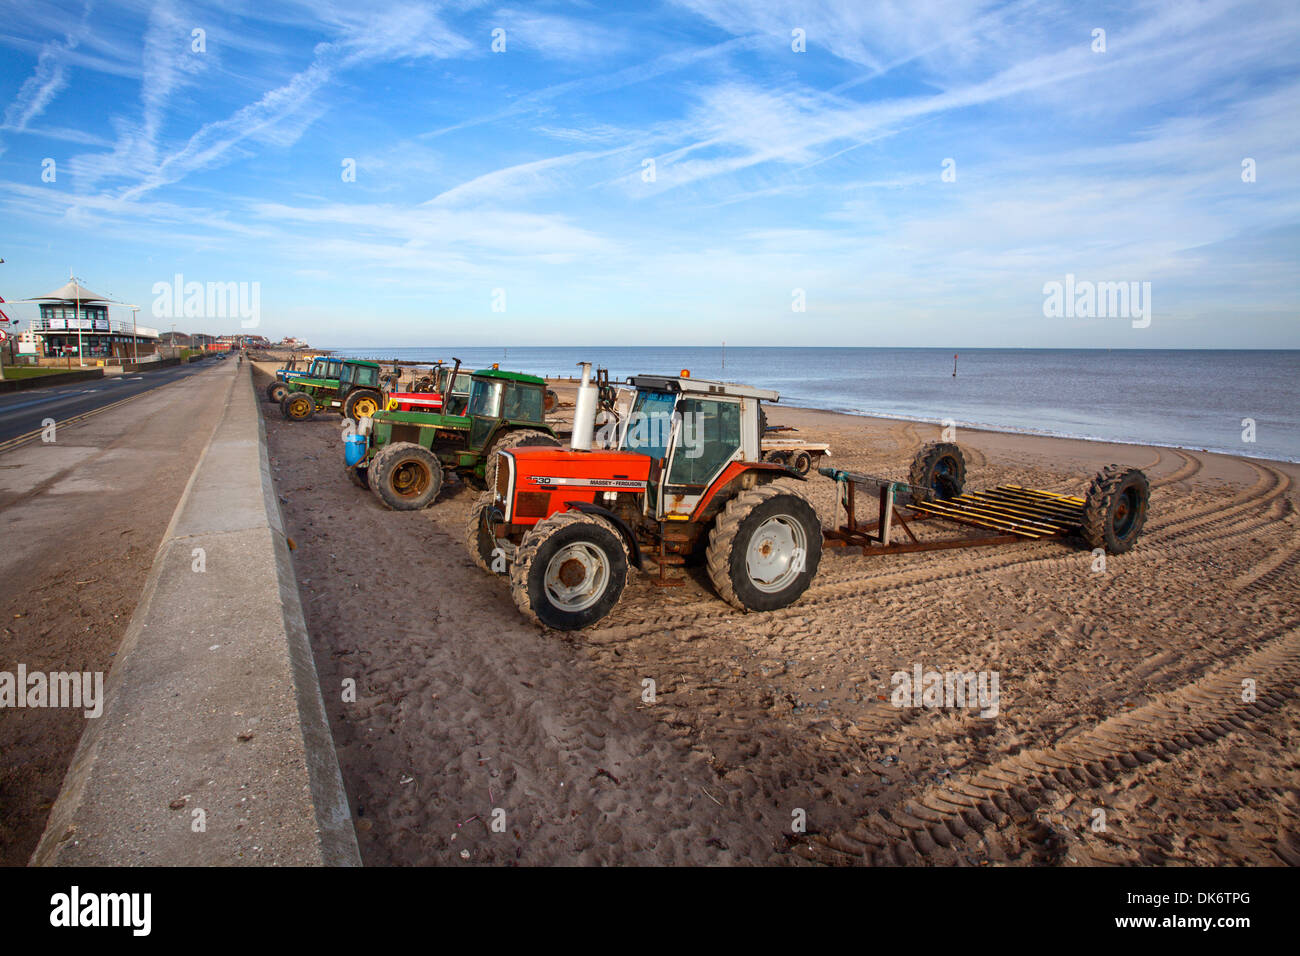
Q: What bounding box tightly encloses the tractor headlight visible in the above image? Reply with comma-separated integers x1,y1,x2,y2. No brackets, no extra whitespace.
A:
495,452,514,518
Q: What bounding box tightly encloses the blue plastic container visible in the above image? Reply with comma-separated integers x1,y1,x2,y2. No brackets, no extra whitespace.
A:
344,433,367,467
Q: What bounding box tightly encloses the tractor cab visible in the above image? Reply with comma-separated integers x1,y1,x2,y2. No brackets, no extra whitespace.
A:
466,369,547,451
618,375,774,521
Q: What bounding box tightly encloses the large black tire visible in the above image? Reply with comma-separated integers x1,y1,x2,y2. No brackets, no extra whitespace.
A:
281,390,315,421
908,441,966,501
466,491,505,573
1081,465,1149,554
509,512,628,630
484,428,560,491
267,380,290,404
706,480,822,612
343,389,384,422
372,442,443,511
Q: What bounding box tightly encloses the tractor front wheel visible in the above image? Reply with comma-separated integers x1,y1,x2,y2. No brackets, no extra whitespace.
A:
373,442,443,511
266,381,289,404
908,441,966,501
344,389,383,422
466,492,507,573
281,391,315,421
706,481,822,612
510,512,628,630
485,428,560,490
1081,465,1149,554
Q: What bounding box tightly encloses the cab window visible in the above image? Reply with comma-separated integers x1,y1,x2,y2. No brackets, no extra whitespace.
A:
622,390,677,460
503,384,541,422
469,379,503,418
667,398,741,487
355,365,378,387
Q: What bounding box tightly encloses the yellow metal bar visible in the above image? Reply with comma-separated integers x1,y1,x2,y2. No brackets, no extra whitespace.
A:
1003,484,1086,504
953,494,1072,529
911,500,1044,537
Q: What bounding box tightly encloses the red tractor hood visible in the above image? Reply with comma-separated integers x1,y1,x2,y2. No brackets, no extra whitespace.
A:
506,446,652,488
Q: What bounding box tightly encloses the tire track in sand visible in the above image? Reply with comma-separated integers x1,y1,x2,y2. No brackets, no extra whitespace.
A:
792,624,1300,865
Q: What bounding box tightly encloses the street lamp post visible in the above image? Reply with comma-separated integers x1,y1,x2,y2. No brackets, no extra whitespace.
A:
74,271,84,368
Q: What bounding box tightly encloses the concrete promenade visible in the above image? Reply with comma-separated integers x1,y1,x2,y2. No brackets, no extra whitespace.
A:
32,357,359,866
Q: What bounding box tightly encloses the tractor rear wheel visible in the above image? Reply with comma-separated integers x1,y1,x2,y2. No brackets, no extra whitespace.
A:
706,480,822,612
485,428,560,490
281,390,315,421
344,389,383,422
510,512,628,630
1081,465,1149,554
908,441,966,501
467,492,506,573
373,442,443,511
267,381,289,404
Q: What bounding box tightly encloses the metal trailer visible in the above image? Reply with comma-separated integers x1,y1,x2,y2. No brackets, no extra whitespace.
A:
761,437,831,476
820,466,1094,555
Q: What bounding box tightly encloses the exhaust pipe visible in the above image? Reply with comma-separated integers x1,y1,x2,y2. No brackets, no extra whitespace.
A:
572,362,597,451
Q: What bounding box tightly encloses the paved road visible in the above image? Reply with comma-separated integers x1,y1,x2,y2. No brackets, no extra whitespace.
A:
0,357,226,446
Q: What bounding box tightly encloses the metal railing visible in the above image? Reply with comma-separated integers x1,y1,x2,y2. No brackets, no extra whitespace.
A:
28,316,160,338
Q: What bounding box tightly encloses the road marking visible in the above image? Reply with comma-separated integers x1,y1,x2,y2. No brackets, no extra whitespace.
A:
0,366,209,455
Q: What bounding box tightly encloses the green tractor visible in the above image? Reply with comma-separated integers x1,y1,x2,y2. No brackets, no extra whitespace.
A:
265,355,327,404
349,365,561,511
281,359,385,424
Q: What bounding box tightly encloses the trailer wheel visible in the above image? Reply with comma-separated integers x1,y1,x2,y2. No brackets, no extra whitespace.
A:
485,428,560,490
267,381,289,404
706,480,822,612
343,389,383,422
1081,465,1149,554
373,442,443,511
466,491,507,573
510,512,628,630
281,390,315,421
908,441,966,501
792,451,814,476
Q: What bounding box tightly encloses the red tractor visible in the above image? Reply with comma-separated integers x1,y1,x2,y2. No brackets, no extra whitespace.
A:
466,370,823,630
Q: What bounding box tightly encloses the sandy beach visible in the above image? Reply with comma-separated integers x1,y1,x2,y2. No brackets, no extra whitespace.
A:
255,362,1300,866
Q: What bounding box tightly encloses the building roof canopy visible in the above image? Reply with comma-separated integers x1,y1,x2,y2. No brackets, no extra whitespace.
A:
30,280,117,304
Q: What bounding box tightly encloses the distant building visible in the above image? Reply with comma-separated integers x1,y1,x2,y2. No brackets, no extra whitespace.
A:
26,278,159,359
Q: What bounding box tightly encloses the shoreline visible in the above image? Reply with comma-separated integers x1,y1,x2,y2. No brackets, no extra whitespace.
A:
256,349,1298,468
776,401,1300,468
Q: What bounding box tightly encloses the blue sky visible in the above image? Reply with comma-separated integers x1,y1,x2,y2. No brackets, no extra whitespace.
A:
0,0,1297,348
